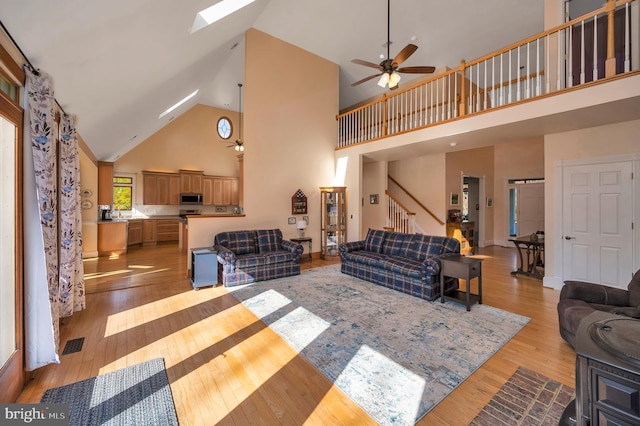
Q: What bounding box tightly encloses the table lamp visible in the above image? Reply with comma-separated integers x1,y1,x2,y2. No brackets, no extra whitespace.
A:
296,219,307,238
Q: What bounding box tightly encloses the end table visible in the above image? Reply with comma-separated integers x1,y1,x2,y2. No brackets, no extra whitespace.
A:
440,255,483,311
291,237,312,262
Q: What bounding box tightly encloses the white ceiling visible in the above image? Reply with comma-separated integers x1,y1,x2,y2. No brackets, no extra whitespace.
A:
0,0,545,161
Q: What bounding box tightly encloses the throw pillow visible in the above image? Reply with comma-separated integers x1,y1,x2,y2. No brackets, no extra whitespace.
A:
364,229,385,253
256,229,283,253
627,269,640,306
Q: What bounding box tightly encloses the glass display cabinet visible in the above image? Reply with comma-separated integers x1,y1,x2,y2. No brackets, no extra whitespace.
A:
320,186,346,258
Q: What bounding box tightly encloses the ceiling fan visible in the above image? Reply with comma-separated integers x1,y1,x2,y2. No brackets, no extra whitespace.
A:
351,0,435,90
228,83,244,151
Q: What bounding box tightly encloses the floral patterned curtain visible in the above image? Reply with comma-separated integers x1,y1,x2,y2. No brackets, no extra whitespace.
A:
59,113,86,317
24,66,85,369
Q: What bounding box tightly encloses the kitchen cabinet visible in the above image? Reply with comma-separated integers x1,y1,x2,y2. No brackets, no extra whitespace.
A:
143,220,156,245
140,218,179,245
156,219,179,242
98,161,114,205
142,171,180,205
127,219,143,246
180,170,204,194
320,186,346,258
212,177,239,206
202,176,214,206
98,221,127,256
169,175,181,205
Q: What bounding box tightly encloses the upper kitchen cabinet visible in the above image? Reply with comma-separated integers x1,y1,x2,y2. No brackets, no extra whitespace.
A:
143,171,180,205
180,170,204,194
98,161,114,205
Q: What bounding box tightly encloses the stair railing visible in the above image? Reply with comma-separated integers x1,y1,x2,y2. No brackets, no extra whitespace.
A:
385,191,416,234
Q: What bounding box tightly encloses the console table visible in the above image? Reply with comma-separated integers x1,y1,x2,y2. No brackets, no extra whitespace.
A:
509,235,544,279
440,255,483,311
290,237,312,262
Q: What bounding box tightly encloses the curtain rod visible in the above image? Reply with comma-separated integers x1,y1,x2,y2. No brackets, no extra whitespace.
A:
0,20,67,116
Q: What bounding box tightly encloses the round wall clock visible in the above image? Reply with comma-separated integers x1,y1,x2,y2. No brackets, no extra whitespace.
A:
217,117,232,140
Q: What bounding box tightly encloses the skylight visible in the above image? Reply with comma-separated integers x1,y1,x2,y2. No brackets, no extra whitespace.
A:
158,90,199,119
191,0,256,33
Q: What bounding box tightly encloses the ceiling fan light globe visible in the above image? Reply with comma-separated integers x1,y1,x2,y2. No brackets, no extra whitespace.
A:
389,71,401,87
377,72,390,88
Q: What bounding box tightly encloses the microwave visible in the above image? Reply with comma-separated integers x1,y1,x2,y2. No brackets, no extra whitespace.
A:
180,193,203,205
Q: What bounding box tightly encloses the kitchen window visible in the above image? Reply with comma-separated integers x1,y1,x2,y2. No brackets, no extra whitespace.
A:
113,175,134,211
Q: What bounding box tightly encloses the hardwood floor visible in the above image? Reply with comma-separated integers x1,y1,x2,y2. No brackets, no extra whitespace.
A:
17,243,576,425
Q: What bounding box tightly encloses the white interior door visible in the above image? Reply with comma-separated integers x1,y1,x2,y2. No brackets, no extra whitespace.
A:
517,183,545,237
562,161,633,288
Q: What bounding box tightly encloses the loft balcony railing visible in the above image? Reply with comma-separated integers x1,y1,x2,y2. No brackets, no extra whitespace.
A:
337,0,639,148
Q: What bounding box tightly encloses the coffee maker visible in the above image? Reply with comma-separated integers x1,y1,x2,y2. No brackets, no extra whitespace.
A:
99,205,112,221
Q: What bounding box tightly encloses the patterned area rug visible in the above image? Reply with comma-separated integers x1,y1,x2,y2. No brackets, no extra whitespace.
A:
229,264,530,425
41,358,178,426
471,367,575,425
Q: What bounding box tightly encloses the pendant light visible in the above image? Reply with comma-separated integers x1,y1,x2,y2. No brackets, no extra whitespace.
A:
235,83,244,152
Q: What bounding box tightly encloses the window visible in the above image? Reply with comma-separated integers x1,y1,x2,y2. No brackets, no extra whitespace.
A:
217,117,232,139
113,175,134,211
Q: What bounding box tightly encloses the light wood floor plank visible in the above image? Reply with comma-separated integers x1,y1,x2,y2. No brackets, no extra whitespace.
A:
17,243,575,425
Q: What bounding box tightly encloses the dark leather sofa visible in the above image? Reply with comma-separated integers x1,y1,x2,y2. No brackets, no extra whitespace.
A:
557,270,640,349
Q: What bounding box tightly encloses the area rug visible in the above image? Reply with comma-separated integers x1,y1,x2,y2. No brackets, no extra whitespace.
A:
41,358,178,426
470,366,575,425
228,264,530,425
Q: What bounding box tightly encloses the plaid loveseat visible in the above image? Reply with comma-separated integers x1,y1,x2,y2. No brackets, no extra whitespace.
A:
213,229,304,287
339,229,461,301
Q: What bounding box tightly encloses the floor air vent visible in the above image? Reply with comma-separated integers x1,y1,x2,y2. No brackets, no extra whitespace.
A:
62,337,84,355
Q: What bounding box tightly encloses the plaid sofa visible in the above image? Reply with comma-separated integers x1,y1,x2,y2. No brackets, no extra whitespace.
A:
213,229,304,287
339,229,461,301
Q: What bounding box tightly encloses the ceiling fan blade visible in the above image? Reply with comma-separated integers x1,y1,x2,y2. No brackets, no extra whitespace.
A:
396,66,436,74
351,59,383,70
351,74,382,87
392,44,418,66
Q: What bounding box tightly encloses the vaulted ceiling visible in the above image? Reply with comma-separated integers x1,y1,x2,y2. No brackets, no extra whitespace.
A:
0,1,544,161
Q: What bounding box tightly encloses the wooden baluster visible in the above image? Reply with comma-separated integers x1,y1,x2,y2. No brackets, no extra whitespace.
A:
605,0,616,77
580,20,586,84
624,2,630,72
594,14,599,81
382,93,388,136
459,60,466,116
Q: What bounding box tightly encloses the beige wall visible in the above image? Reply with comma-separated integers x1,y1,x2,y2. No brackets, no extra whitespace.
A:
388,154,447,236
446,146,495,246
188,29,339,252
493,138,544,245
544,119,640,288
362,161,387,237
79,138,98,257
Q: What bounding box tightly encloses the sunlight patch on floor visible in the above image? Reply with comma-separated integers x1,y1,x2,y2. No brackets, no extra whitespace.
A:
104,286,225,337
335,344,425,423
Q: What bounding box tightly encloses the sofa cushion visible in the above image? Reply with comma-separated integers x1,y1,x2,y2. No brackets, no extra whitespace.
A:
407,235,444,261
222,230,257,255
342,250,386,268
256,229,283,253
364,228,386,253
627,269,640,307
377,256,422,279
235,250,293,268
381,232,413,257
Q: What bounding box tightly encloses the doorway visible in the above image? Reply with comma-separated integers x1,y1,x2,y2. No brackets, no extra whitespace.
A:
462,176,482,250
507,179,545,238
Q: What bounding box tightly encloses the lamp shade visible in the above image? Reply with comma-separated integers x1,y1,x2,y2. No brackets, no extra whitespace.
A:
389,71,401,88
296,220,307,230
